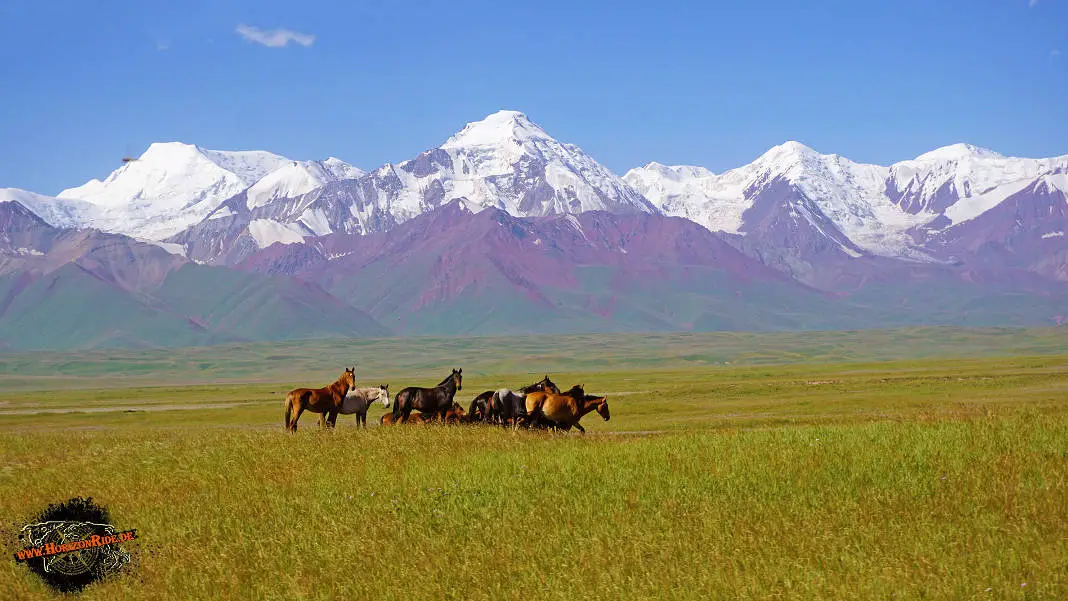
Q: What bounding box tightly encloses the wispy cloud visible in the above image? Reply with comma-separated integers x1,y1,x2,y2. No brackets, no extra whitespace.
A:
235,24,315,48
1052,49,1062,58
1029,0,1039,7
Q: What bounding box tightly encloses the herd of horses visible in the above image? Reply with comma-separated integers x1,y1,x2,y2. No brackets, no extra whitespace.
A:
283,366,610,433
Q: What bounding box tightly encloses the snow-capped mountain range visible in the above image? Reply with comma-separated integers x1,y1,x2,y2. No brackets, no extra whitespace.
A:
4,109,1067,285
4,143,362,240
624,142,1068,261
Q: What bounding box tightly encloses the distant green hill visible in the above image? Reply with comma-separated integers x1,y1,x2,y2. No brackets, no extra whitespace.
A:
0,263,389,351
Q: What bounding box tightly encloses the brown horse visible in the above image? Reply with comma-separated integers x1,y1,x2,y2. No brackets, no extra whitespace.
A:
284,366,357,432
380,411,432,426
391,369,463,423
443,402,466,424
525,385,610,433
383,403,465,425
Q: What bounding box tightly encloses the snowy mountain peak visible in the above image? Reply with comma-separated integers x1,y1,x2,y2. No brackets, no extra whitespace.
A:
133,142,292,184
141,141,201,159
753,141,826,169
184,109,657,255
322,157,364,179
47,142,294,239
914,143,1002,162
440,110,550,149
628,141,925,255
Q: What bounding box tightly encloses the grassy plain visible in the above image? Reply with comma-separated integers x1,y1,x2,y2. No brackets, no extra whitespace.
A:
1,328,1066,599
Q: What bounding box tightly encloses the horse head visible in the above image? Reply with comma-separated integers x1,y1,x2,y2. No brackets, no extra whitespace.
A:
379,384,391,408
530,375,560,394
451,368,463,391
342,365,357,390
593,396,610,421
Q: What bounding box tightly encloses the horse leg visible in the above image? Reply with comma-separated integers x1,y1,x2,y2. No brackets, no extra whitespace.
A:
327,410,339,429
290,405,306,432
571,422,585,434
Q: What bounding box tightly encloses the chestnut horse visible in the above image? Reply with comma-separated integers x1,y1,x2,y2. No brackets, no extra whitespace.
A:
284,366,357,432
380,411,431,426
525,385,610,433
443,402,467,424
391,369,463,423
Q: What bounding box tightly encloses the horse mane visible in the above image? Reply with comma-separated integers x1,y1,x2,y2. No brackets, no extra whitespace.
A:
330,371,353,394
437,372,454,387
520,376,556,394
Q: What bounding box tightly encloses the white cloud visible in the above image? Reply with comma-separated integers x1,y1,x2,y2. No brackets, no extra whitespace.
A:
235,24,316,48
1052,49,1062,58
1029,0,1039,6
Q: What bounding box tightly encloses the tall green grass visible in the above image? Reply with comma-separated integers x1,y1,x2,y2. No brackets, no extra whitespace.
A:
1,415,1064,600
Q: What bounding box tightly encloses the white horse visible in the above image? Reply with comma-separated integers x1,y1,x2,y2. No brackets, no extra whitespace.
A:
320,385,391,428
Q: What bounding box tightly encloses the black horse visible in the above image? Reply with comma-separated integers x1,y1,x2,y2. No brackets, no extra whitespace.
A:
480,375,562,426
392,369,463,423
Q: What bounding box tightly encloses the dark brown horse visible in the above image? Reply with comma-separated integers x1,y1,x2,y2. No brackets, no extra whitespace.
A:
391,369,463,423
525,385,610,433
467,390,495,422
284,366,357,432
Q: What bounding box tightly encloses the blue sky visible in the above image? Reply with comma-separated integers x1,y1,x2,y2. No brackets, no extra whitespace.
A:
1,0,1065,195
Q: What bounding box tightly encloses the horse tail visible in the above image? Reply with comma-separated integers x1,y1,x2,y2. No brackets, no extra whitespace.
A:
283,393,295,431
488,391,502,423
391,389,406,419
